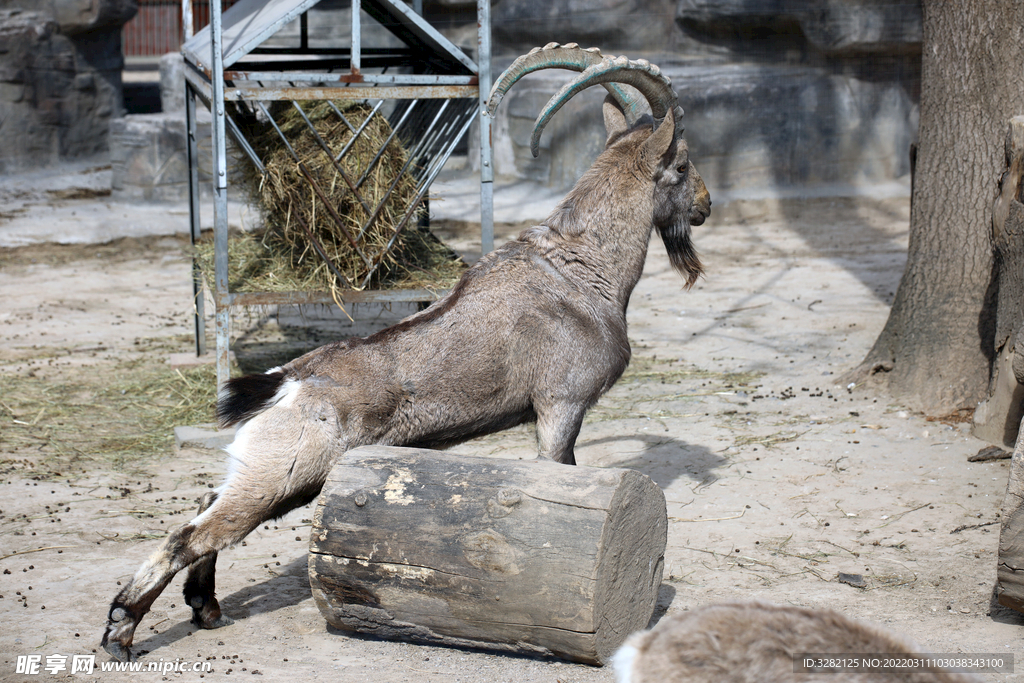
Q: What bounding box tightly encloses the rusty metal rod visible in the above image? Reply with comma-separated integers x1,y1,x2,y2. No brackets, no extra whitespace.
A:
289,101,373,216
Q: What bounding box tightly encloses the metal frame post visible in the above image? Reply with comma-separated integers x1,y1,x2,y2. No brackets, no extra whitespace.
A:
186,80,206,356
211,0,231,388
351,0,361,75
477,0,493,255
182,0,193,40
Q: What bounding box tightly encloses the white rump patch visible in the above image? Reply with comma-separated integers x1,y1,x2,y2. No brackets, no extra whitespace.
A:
611,642,638,683
272,378,301,409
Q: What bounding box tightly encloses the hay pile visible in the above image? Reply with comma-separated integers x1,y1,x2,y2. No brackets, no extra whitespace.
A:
197,101,464,293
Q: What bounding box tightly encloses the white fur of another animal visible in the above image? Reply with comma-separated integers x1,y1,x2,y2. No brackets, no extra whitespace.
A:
613,601,980,683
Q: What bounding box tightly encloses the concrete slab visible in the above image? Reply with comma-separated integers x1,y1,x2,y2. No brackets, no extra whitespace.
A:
0,163,256,248
174,424,236,451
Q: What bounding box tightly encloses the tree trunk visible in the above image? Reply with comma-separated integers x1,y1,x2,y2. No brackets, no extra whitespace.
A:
848,0,1024,416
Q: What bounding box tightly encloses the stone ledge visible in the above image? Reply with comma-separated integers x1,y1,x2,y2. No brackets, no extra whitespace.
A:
174,424,236,451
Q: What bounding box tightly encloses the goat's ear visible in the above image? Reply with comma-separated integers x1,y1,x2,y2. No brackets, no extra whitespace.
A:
602,95,629,148
640,106,676,170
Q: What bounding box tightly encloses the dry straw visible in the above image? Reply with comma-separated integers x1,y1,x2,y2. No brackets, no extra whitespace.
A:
196,101,465,294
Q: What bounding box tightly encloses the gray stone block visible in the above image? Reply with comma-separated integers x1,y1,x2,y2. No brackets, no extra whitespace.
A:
481,60,916,198
109,113,189,202
109,111,245,202
159,52,185,114
492,0,676,53
0,7,125,172
174,424,236,451
676,0,921,54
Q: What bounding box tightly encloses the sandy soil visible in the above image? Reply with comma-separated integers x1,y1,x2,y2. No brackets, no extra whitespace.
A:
1,191,1022,682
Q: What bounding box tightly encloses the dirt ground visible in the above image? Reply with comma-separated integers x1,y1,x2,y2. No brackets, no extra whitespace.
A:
1,188,1022,682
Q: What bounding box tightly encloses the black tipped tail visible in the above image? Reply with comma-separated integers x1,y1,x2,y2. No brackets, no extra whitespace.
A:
217,370,287,428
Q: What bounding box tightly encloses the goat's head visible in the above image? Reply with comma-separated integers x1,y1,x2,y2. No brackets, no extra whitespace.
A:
486,43,711,288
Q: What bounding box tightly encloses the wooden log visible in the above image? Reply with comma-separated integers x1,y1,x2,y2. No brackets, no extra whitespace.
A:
308,445,667,665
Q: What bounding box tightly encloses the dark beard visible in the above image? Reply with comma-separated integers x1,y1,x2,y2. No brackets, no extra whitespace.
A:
658,218,703,288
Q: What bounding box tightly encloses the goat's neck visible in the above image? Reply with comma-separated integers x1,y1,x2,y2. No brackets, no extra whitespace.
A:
540,175,654,308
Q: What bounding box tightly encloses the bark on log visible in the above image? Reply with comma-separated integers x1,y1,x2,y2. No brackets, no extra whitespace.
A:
997,417,1024,613
308,446,668,665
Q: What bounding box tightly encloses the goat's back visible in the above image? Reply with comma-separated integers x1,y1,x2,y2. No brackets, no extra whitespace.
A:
613,601,980,683
254,237,630,448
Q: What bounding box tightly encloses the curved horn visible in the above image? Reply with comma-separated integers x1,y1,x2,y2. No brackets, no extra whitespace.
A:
529,55,680,158
485,42,646,124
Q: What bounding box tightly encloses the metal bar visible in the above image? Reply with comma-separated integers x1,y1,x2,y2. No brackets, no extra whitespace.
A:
245,47,409,55
412,102,476,193
290,101,373,216
333,99,385,163
300,10,308,51
360,105,475,281
186,79,206,357
416,105,476,199
223,84,480,101
359,191,428,289
351,0,361,75
224,108,265,174
325,100,357,134
228,288,447,306
211,0,231,388
183,59,213,101
183,0,194,41
290,203,355,289
254,100,372,272
217,0,321,70
362,0,477,74
356,99,418,188
392,99,449,177
224,72,477,85
477,0,493,255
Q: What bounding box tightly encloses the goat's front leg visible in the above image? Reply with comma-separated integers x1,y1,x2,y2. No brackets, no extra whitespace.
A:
535,401,587,466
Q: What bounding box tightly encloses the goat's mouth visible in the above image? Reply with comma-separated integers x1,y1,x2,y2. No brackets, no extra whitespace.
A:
689,206,710,226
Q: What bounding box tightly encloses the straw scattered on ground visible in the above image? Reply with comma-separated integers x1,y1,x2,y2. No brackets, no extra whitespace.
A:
0,360,217,475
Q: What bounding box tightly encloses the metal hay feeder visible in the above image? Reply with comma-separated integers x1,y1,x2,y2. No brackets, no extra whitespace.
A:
181,0,493,387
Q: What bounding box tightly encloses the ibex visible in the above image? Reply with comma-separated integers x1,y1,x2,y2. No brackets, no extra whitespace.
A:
101,43,711,661
613,602,980,683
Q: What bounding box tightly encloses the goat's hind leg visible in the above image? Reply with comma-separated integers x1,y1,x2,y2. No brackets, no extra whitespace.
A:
102,519,210,662
102,401,336,661
182,491,233,630
102,486,273,661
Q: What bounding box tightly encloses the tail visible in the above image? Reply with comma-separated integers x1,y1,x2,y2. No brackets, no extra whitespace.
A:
216,370,288,428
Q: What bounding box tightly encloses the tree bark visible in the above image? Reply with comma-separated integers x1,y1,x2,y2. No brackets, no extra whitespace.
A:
848,0,1024,416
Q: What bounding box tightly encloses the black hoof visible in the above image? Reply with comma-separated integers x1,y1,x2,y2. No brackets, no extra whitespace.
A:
103,640,135,663
192,610,235,629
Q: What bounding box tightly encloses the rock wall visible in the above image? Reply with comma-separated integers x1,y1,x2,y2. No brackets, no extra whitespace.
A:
478,0,922,196
4,0,922,200
0,1,136,173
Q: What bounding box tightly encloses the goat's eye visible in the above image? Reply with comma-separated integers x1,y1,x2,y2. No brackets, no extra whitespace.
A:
677,162,688,174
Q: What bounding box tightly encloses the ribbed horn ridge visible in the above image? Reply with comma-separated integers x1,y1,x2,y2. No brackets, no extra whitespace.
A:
485,42,645,124
530,55,679,158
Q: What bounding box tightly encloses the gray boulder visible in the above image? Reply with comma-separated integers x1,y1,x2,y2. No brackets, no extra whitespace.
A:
676,0,921,54
492,0,676,53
